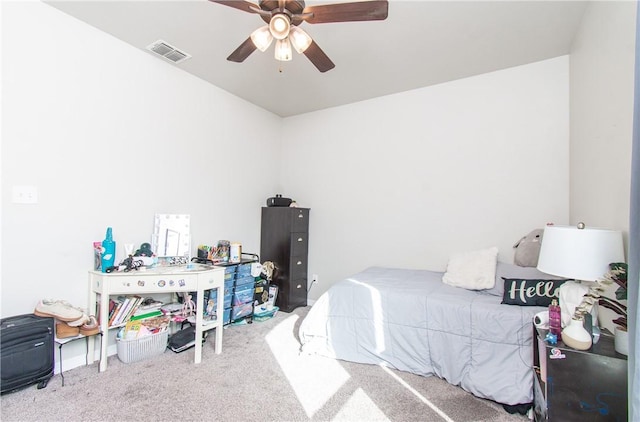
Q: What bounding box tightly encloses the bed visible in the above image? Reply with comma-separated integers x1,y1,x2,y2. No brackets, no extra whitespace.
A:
299,261,564,406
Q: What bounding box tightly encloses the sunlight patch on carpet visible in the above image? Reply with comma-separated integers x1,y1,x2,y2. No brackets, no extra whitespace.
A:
332,387,390,421
266,313,350,418
380,365,456,422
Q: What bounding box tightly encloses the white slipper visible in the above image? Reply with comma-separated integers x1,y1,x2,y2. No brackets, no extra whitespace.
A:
79,316,99,336
67,313,90,327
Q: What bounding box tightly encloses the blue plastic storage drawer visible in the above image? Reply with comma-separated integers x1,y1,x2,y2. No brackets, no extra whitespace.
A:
224,272,236,281
207,290,233,311
223,266,237,274
233,284,254,305
237,263,253,276
231,303,253,320
224,278,234,296
235,275,255,287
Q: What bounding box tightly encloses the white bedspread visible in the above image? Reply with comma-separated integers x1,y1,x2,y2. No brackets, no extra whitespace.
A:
298,266,543,405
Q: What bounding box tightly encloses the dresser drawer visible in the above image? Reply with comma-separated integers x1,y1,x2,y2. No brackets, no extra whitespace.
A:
291,232,308,256
290,258,308,279
291,208,309,232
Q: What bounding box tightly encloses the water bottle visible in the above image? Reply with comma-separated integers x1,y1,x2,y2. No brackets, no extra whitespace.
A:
101,227,116,272
549,298,562,341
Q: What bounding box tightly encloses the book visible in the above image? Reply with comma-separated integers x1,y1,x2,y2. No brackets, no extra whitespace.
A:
113,297,132,325
123,319,143,339
122,295,144,323
118,295,143,325
108,299,124,327
134,303,162,316
137,298,163,311
129,309,163,321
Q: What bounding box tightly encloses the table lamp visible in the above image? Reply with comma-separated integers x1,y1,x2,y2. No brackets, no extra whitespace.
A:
537,223,624,350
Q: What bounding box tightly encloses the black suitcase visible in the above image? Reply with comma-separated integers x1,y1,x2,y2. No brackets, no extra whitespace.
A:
0,313,55,394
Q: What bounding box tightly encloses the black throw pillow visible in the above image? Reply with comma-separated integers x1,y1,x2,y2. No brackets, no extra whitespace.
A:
501,278,569,306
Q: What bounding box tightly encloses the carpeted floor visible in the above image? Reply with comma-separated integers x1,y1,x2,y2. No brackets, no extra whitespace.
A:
1,307,530,422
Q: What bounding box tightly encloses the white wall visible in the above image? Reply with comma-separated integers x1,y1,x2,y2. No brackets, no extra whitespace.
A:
1,1,576,369
569,1,636,333
1,1,282,363
570,1,636,237
282,57,571,300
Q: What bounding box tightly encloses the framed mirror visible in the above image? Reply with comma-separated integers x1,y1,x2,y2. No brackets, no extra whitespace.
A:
152,214,191,260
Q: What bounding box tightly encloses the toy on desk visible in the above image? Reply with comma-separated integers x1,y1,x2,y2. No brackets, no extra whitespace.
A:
544,332,558,345
181,294,195,317
134,243,154,257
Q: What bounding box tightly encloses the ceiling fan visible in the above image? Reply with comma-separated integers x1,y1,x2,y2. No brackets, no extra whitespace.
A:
210,0,388,72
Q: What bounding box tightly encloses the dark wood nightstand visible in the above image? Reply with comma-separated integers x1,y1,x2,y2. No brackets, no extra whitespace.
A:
533,326,628,421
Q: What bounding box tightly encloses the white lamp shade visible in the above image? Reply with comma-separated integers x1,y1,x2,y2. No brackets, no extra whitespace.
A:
269,14,290,40
274,38,292,61
250,26,273,52
289,26,312,53
537,224,625,281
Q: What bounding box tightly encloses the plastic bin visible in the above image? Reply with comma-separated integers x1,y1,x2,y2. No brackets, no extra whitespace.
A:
237,263,253,276
224,278,234,296
116,329,168,363
233,284,254,305
253,305,279,322
235,275,255,287
231,302,253,321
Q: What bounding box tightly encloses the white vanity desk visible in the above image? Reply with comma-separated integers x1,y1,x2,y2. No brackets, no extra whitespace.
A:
88,266,224,372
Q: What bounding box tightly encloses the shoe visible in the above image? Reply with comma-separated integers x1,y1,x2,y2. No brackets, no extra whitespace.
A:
34,299,84,322
56,322,80,339
79,316,99,336
67,313,90,327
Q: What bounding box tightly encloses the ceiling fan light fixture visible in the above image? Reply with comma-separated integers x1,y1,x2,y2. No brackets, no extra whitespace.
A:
269,13,290,40
274,38,292,61
289,26,312,54
250,26,273,52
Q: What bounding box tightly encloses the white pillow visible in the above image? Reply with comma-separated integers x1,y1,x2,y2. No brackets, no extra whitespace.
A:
442,247,499,290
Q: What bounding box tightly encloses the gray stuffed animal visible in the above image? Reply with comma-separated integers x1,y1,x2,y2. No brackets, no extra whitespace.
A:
513,229,544,267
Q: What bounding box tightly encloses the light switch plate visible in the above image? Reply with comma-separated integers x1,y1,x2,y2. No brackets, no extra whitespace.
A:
12,185,38,204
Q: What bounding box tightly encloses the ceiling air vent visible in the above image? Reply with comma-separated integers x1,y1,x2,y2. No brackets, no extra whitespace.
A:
146,40,191,64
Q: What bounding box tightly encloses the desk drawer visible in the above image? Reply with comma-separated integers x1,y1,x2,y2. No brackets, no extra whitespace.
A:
94,274,199,294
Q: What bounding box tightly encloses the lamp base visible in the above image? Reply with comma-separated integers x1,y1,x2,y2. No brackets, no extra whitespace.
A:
562,318,592,350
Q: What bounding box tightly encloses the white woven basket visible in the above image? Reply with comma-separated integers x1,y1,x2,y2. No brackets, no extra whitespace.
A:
116,330,168,364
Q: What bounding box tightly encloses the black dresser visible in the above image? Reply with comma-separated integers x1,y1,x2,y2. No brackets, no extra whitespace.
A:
260,207,309,312
532,326,628,421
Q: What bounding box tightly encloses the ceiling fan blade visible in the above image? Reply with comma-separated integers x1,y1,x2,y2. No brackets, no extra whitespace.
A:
227,37,257,63
302,1,388,24
303,40,335,73
209,0,260,14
